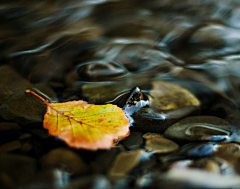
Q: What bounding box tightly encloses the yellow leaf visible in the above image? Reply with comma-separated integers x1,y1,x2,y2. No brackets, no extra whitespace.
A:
26,90,130,150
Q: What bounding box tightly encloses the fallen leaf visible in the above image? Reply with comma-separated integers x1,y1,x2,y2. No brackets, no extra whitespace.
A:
25,90,130,150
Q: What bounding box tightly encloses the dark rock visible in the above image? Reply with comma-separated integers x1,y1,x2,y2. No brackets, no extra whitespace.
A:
0,154,38,187
0,122,22,132
122,131,143,150
0,91,47,126
41,148,89,176
143,133,164,139
133,106,200,133
92,145,125,174
164,116,231,142
76,60,129,82
33,82,58,103
63,175,111,189
23,169,70,189
0,65,32,106
0,140,22,154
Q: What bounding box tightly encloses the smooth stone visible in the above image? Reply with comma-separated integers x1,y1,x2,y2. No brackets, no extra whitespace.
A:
137,169,240,189
0,140,22,154
21,143,33,153
0,91,47,126
80,80,130,104
122,131,143,150
63,175,111,189
76,60,129,82
0,65,32,106
145,137,179,154
108,149,145,176
190,158,221,174
0,131,22,145
143,133,163,139
92,145,125,174
23,169,70,189
149,81,200,110
33,82,58,103
164,116,231,142
133,106,200,133
41,148,89,176
19,133,32,140
0,122,22,131
0,154,38,187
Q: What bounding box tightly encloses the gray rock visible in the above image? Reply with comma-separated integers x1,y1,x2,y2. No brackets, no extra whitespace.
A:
122,131,143,150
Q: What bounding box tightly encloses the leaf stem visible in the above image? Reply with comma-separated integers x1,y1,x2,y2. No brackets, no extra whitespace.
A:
25,89,50,106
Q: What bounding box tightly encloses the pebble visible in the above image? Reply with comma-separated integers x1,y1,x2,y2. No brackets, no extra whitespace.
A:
164,116,231,142
0,65,32,106
149,81,200,110
145,137,179,154
108,149,145,176
41,148,89,176
0,122,22,132
122,131,143,150
0,140,22,154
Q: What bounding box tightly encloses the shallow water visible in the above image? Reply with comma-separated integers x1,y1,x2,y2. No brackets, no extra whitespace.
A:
1,0,240,188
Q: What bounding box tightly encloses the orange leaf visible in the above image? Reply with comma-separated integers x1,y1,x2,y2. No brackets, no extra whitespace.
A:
26,90,130,150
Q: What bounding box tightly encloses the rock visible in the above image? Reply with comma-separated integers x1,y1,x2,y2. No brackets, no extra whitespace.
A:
108,149,146,176
0,91,47,126
145,137,179,154
122,131,143,150
21,143,33,153
133,106,200,133
0,140,22,154
0,122,22,132
0,65,32,106
23,169,70,189
143,133,164,139
164,116,231,142
41,148,89,176
149,81,200,110
63,175,111,189
0,154,38,187
80,80,130,104
33,82,58,103
76,60,129,82
93,145,125,174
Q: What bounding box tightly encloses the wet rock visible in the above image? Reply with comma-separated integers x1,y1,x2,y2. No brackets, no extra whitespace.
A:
189,158,222,174
122,131,143,150
164,116,231,142
0,65,32,106
0,140,22,154
0,131,22,145
137,169,240,189
23,169,70,189
76,60,129,82
121,87,149,116
109,149,146,176
21,143,33,153
64,175,111,189
145,137,178,154
19,133,32,141
80,80,130,104
0,122,22,132
180,142,220,158
41,148,89,176
0,154,38,187
143,133,163,139
92,145,125,174
33,82,58,103
133,106,200,133
149,81,200,110
0,91,47,126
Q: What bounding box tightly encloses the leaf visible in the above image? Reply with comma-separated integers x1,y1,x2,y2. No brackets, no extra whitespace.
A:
26,90,130,150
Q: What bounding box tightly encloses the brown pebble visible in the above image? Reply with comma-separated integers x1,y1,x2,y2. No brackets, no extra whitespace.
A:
145,137,179,154
109,149,145,176
41,147,89,176
143,133,163,140
0,140,22,154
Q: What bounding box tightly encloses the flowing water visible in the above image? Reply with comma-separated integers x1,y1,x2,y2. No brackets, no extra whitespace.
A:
1,0,240,188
